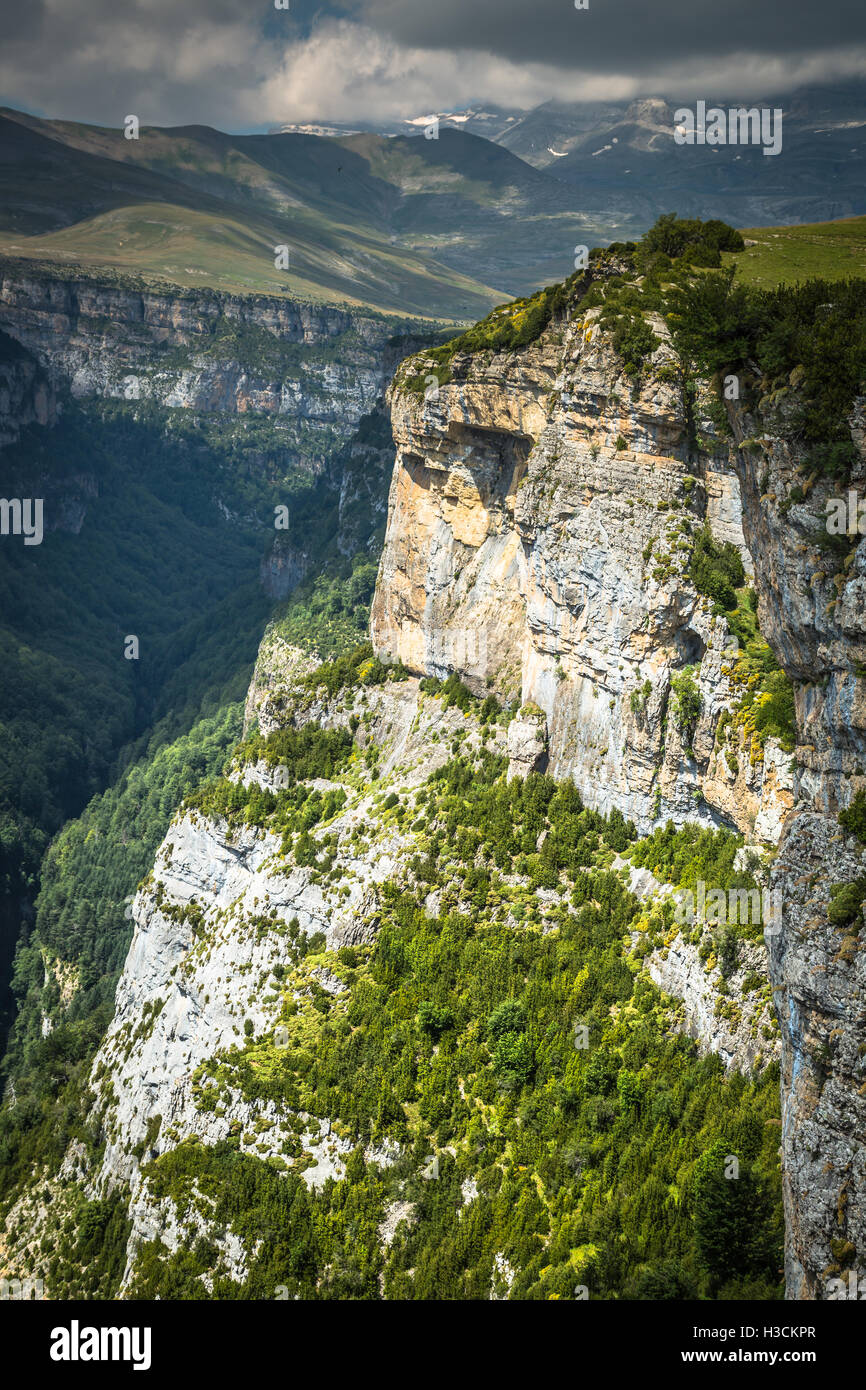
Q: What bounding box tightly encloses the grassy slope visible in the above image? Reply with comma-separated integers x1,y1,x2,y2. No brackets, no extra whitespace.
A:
0,112,499,320
0,110,599,317
727,215,866,287
0,200,493,319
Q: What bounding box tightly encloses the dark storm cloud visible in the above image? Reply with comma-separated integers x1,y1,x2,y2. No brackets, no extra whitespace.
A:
339,0,866,80
1,0,49,42
0,0,295,126
0,0,863,129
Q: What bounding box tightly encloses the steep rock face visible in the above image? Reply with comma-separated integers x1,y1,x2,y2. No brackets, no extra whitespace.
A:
372,311,767,838
371,293,866,1297
643,929,775,1073
767,814,866,1298
506,707,548,781
725,394,866,1299
6,259,862,1299
94,807,386,1197
259,536,310,600
0,331,57,446
0,617,786,1297
0,267,416,456
86,672,506,1287
729,397,866,819
620,857,779,1073
75,647,773,1294
0,329,99,532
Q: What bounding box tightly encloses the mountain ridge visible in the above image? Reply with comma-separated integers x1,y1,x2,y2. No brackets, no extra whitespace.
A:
0,109,606,316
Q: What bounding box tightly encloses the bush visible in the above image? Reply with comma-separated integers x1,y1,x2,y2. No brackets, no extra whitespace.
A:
666,267,866,481
689,527,745,611
839,790,866,844
642,214,744,265
419,275,581,369
827,880,866,927
752,670,796,751
611,313,660,377
487,999,526,1040
671,668,702,737
417,1001,454,1039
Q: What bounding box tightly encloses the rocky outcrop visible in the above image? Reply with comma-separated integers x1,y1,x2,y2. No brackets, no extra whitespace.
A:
242,639,320,738
643,927,776,1073
372,305,774,839
371,278,866,1298
7,254,863,1301
84,671,507,1287
93,807,385,1197
729,394,866,821
259,536,309,600
766,813,866,1298
0,329,56,446
619,857,779,1073
723,385,866,1299
506,706,548,781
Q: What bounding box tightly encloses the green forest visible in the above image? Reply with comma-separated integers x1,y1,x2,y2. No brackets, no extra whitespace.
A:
115,702,784,1301
0,352,395,1205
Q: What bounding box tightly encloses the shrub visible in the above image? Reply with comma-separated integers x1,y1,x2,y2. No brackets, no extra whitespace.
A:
417,1001,454,1039
671,668,702,737
827,880,866,927
611,313,660,377
689,527,745,611
839,790,866,844
642,214,744,264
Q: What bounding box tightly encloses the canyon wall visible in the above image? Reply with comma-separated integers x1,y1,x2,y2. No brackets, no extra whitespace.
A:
0,264,424,463
371,283,866,1297
0,262,423,583
371,302,781,840
4,256,864,1300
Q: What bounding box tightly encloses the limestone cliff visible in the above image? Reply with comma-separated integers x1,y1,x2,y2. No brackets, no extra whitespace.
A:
371,274,866,1298
0,262,426,589
83,674,505,1290
0,329,56,447
0,610,778,1296
728,389,866,1299
0,263,424,463
372,294,779,841
4,254,863,1303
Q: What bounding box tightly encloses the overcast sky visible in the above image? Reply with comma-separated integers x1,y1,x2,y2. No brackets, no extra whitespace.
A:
2,0,865,130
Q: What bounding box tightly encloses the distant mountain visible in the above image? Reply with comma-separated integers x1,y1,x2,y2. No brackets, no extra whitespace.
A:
487,99,641,167
275,83,866,230
3,84,862,318
0,109,608,317
273,104,527,144
538,88,866,227
495,83,866,227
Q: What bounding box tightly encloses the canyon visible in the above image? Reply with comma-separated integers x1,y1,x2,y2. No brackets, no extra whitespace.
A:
1,246,864,1300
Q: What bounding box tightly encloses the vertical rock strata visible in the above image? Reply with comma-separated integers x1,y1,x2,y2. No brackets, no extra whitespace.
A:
730,395,866,1298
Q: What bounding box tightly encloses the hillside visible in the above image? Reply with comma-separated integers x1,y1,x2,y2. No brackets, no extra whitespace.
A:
727,216,866,287
280,82,866,232
0,110,603,316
